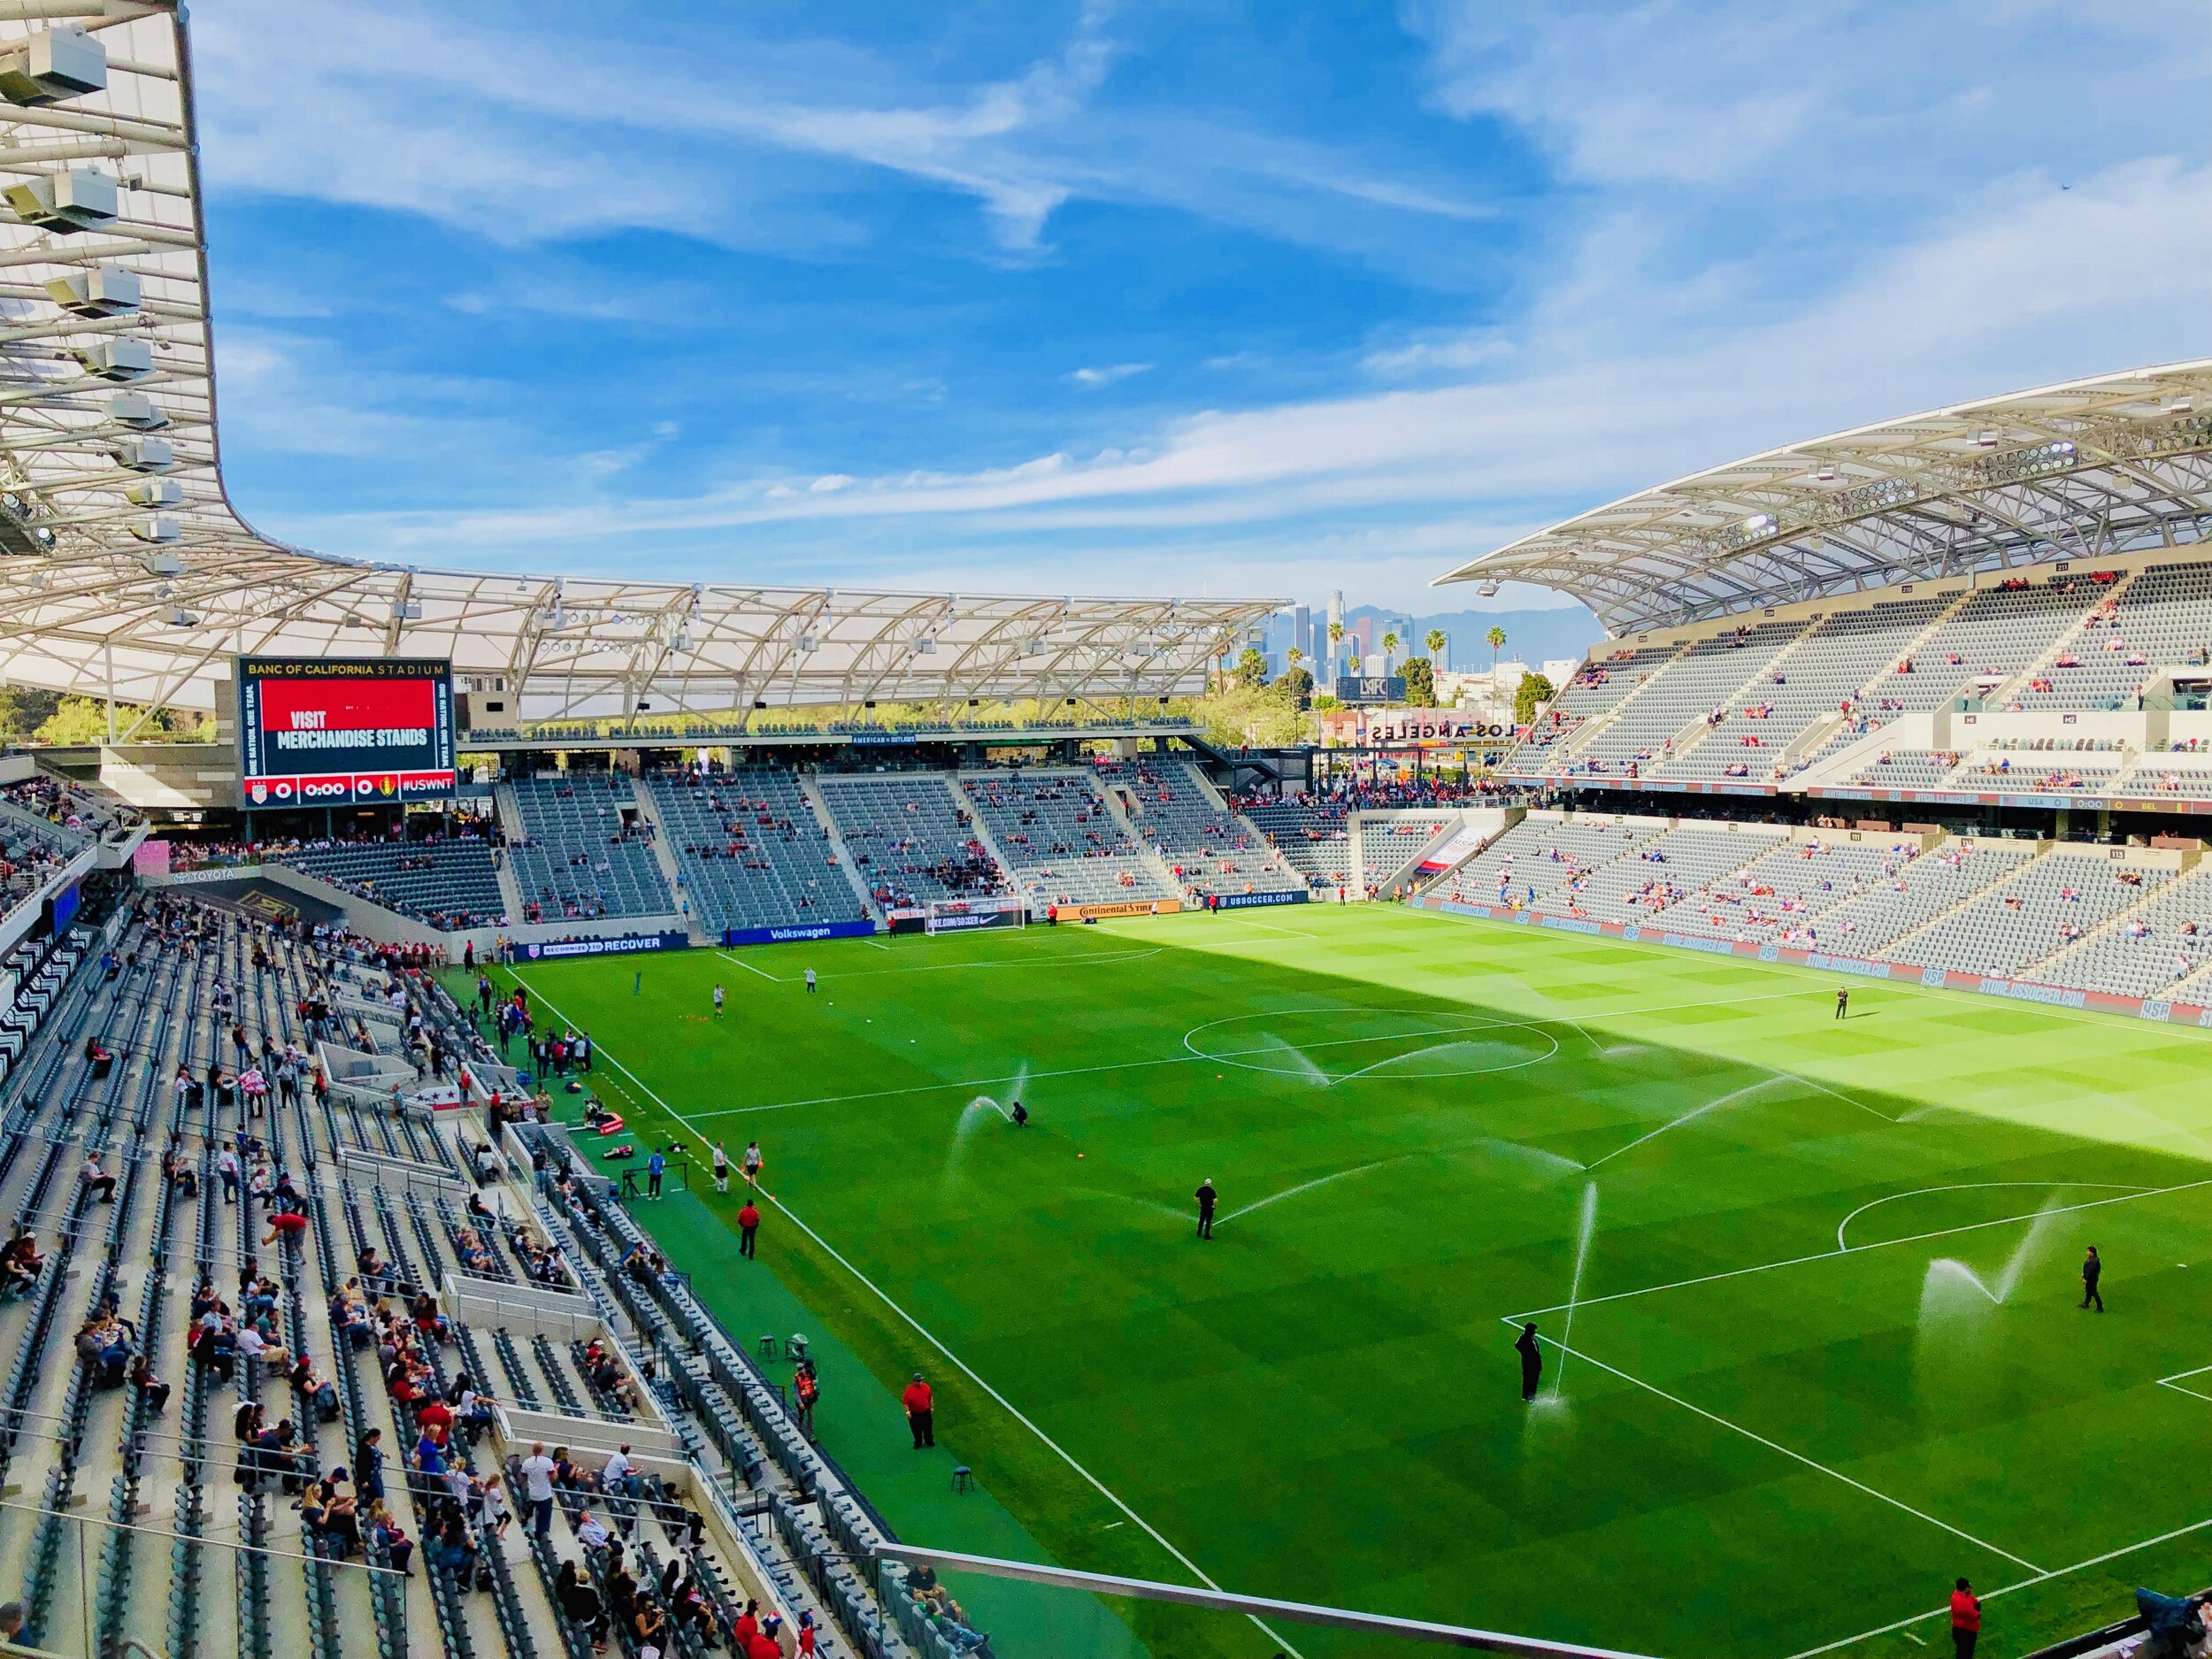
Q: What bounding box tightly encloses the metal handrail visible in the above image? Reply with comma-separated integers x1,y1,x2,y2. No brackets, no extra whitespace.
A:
876,1543,1663,1657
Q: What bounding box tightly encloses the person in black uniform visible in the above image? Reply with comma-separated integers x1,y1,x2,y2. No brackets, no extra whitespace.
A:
1194,1179,1217,1240
1010,1101,1028,1127
1835,987,1849,1019
2080,1245,2103,1311
1516,1323,1543,1402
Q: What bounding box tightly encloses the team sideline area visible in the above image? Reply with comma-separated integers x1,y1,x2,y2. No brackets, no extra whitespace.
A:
471,902,2212,1659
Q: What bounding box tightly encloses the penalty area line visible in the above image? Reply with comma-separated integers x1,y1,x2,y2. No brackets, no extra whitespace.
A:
509,973,1308,1659
1506,1324,2044,1576
1785,1512,2212,1659
714,951,782,983
1509,1177,2212,1321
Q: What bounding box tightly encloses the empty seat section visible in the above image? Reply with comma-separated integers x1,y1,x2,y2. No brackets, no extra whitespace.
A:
1237,797,1352,887
1562,622,1806,779
1853,577,2101,722
505,775,673,922
1647,836,1917,943
959,771,1174,904
1448,815,1663,906
279,840,506,929
2037,863,2212,995
1901,851,2173,979
1360,813,1459,889
2016,564,2212,710
814,773,1010,909
1662,596,1948,781
1517,644,1682,774
1093,757,1302,895
1532,824,1783,925
1785,839,2036,956
643,769,860,933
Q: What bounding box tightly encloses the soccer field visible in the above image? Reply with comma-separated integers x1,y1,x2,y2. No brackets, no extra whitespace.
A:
485,905,2212,1659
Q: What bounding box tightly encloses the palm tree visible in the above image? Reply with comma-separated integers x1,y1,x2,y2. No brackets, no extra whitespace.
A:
1347,653,1362,676
1486,624,1506,672
1425,628,1447,670
1381,630,1400,674
1327,618,1344,672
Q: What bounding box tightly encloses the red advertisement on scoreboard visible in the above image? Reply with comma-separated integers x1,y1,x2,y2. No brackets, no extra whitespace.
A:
236,657,456,808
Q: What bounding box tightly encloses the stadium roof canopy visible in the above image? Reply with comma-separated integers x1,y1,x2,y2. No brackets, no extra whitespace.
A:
0,4,1279,732
1437,361,2212,637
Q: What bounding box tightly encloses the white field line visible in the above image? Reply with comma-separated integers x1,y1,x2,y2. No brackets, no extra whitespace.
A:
2158,1363,2212,1405
1785,1513,2212,1659
686,984,1859,1125
1510,1178,2212,1321
1509,1325,2045,1575
714,951,781,982
1776,1069,1897,1124
1210,919,1319,941
825,947,1165,979
510,972,1309,1659
1834,1182,2151,1252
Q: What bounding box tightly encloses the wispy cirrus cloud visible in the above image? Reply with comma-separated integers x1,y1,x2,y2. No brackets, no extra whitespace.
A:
1069,363,1154,388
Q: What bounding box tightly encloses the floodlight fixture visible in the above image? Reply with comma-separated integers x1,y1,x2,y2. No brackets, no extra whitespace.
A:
77,336,152,381
5,166,117,232
46,265,139,318
0,27,105,106
108,392,166,430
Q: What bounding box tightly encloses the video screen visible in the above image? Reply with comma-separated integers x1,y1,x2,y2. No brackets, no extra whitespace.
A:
236,656,456,808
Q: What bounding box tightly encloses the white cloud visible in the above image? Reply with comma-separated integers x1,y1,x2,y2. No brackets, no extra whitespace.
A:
249,150,2212,591
1069,363,1154,388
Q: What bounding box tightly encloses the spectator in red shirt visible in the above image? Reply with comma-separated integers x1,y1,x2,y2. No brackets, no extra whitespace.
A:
416,1394,454,1440
1950,1578,1980,1658
902,1373,934,1448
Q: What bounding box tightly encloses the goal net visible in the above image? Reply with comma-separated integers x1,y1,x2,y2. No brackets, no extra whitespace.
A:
925,895,1027,934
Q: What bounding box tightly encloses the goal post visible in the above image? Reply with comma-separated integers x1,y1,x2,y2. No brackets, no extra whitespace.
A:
925,895,1027,934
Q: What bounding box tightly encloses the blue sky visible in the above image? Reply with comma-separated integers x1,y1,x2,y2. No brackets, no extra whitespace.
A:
191,1,2212,617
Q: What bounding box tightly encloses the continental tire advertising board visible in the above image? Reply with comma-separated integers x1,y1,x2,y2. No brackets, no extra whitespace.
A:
1057,899,1184,921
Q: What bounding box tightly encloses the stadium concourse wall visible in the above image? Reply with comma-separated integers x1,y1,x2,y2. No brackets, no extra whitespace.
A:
1410,889,2212,1027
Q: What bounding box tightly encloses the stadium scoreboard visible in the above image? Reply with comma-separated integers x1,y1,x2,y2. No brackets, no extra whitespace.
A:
235,657,457,808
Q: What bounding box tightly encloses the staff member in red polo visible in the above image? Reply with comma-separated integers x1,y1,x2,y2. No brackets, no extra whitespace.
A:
1949,1577,1979,1658
902,1372,934,1448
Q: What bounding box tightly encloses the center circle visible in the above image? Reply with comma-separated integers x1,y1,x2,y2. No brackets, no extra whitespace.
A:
1184,1007,1561,1083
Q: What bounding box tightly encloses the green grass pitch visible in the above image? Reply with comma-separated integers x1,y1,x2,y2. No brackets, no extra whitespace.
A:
476,904,2212,1659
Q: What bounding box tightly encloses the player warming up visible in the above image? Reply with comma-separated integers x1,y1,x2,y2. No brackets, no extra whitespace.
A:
2080,1245,2104,1311
1194,1178,1217,1239
712,984,726,1017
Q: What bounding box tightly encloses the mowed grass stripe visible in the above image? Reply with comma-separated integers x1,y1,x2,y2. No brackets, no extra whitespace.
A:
474,905,2212,1659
